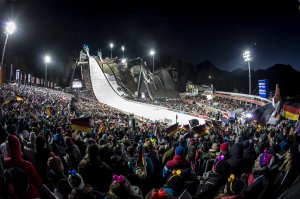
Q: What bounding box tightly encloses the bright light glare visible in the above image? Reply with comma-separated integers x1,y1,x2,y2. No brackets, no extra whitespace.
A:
44,55,51,63
243,50,251,61
121,46,125,51
5,21,16,35
110,43,114,48
121,58,127,64
246,113,252,118
150,50,155,56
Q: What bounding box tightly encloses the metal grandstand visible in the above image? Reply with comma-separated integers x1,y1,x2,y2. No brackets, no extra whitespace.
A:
214,91,271,106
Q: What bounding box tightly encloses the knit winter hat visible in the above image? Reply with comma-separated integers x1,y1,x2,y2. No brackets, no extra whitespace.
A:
220,143,229,152
175,146,185,155
68,170,84,190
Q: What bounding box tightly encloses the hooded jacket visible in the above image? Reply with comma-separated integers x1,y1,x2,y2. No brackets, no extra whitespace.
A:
4,135,43,196
226,143,245,177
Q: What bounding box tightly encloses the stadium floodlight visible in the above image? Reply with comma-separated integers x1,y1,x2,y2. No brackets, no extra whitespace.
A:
110,43,114,59
150,50,155,73
1,21,16,84
121,46,125,58
5,21,16,35
121,58,127,64
44,55,51,87
243,50,252,94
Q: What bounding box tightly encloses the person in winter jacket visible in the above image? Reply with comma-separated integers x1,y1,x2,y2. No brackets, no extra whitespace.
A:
162,146,191,179
194,159,231,199
78,144,113,193
226,143,245,177
4,135,43,192
65,136,82,169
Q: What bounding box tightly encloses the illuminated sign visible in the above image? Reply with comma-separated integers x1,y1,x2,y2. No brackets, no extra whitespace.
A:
258,79,269,99
72,80,83,88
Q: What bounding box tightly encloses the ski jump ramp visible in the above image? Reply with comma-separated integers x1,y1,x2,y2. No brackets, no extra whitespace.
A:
89,57,205,125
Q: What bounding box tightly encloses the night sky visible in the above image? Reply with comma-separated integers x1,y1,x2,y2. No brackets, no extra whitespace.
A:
1,0,300,79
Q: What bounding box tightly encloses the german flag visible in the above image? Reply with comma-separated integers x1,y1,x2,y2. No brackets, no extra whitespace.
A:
165,123,179,137
192,124,209,136
135,145,147,178
282,103,300,121
71,117,92,132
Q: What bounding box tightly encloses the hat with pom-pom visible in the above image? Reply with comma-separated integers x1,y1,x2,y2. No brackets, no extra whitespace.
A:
68,169,84,190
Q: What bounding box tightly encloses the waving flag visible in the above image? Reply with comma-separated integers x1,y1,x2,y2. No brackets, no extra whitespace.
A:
71,117,92,132
192,124,209,136
165,123,179,137
135,144,147,178
282,103,300,121
251,103,274,125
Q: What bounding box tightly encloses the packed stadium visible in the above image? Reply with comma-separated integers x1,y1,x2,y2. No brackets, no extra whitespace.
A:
1,1,300,199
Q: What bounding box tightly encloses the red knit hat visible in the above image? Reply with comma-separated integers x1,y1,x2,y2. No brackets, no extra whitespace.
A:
220,143,229,152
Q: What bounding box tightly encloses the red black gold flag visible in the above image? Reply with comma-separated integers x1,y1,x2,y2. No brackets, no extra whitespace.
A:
71,117,92,132
165,123,179,137
192,124,209,136
282,103,300,121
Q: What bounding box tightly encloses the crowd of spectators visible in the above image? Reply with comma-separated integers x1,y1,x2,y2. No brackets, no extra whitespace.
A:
0,83,300,199
138,95,257,120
